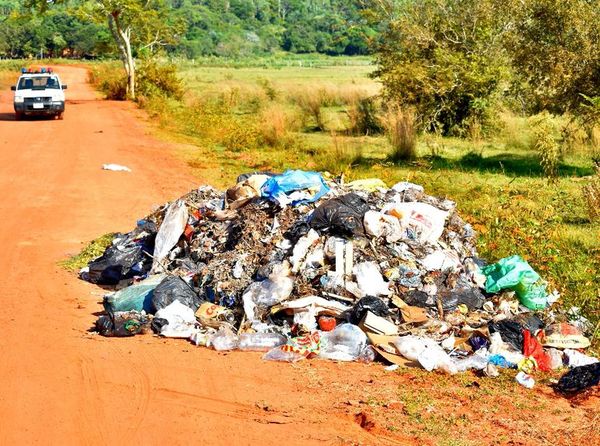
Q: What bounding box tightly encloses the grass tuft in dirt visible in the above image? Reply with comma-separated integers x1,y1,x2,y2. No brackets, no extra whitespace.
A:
59,233,115,272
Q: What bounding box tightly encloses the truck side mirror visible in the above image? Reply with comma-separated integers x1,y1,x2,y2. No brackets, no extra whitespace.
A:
10,86,16,91
62,85,68,90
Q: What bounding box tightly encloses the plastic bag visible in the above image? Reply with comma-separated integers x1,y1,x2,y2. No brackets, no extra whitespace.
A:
394,335,457,374
319,323,368,361
556,362,600,393
347,178,387,192
261,170,330,206
155,300,196,327
481,255,548,310
523,330,552,372
151,275,203,313
563,349,598,367
516,371,535,389
242,262,294,325
263,347,306,362
488,319,525,352
353,262,390,297
541,323,591,349
310,193,370,237
103,274,167,313
210,326,239,351
364,210,402,243
383,202,449,244
239,332,288,351
95,313,147,337
452,353,489,372
348,296,389,325
152,200,188,270
87,244,147,285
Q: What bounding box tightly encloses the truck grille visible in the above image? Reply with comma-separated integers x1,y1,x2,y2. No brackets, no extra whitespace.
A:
24,97,53,111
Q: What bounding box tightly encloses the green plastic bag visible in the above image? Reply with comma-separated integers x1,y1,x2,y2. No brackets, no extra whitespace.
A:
481,255,548,310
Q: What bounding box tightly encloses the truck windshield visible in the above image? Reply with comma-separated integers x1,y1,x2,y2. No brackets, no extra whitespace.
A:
18,76,60,90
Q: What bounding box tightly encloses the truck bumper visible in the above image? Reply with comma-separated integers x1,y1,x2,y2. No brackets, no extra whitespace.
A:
15,101,65,115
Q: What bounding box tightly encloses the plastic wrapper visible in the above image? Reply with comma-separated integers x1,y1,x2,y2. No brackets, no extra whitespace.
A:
394,335,457,374
541,323,591,349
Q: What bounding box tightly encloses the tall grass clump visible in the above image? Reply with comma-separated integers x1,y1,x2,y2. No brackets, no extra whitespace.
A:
529,112,561,183
347,96,383,135
258,104,300,148
316,132,364,175
385,107,417,162
292,88,328,131
583,160,600,222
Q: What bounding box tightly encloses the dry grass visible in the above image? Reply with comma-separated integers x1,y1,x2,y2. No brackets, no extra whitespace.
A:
384,107,417,161
258,103,301,147
583,161,600,222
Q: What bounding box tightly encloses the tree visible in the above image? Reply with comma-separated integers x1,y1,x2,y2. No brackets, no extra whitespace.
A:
505,0,600,115
28,0,181,98
369,0,510,134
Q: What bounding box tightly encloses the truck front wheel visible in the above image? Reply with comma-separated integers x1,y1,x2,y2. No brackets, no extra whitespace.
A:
56,112,63,120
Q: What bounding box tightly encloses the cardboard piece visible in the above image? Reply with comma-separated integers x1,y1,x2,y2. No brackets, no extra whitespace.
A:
359,311,399,336
391,296,429,324
366,333,418,367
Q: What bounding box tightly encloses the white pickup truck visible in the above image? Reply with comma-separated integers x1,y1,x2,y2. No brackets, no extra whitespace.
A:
11,68,67,120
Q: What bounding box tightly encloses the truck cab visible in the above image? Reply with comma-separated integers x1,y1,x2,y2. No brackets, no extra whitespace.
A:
11,68,67,120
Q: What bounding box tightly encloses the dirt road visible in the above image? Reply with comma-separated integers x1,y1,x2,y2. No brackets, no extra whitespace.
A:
0,66,597,446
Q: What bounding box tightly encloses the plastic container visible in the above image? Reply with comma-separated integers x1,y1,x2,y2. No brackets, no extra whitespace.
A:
239,333,288,351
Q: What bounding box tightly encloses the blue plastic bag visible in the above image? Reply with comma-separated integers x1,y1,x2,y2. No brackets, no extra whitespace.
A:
261,170,330,206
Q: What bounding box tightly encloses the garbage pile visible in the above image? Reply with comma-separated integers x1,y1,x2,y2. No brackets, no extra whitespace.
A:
82,170,599,393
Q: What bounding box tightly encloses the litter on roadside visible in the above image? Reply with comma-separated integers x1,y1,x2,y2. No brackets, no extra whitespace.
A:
102,163,132,172
80,169,598,393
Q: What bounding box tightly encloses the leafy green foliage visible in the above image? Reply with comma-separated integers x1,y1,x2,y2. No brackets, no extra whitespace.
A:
529,112,562,183
372,0,508,135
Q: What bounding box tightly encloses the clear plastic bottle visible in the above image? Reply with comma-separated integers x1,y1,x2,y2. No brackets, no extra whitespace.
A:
239,332,288,351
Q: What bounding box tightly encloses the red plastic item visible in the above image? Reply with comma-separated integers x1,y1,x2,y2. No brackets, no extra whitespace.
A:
318,316,337,332
523,329,552,372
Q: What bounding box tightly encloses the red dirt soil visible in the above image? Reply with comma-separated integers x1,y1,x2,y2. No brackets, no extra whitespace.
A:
0,66,597,446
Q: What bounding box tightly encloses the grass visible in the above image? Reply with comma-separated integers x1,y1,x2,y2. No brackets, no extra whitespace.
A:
58,233,116,271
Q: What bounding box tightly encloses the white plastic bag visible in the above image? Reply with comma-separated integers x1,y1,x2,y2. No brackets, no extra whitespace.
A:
383,202,449,244
364,210,403,243
353,261,390,296
394,335,457,374
152,200,188,270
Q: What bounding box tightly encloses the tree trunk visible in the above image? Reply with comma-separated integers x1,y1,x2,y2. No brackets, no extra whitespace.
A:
108,12,136,99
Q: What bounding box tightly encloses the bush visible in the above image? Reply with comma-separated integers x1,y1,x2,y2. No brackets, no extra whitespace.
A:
136,59,184,100
385,107,417,162
372,0,506,135
347,96,383,135
529,112,561,183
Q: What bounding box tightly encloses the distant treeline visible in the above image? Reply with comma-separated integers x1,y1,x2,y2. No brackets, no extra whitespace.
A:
0,0,376,58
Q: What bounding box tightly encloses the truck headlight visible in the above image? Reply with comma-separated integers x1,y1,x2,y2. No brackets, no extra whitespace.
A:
14,96,24,103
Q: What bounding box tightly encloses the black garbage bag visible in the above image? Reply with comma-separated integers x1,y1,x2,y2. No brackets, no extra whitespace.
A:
95,313,146,337
87,244,148,285
488,319,525,352
455,288,486,310
236,171,278,183
347,296,389,325
405,290,459,312
150,276,203,313
284,221,310,244
151,317,169,335
310,193,370,237
556,362,600,393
